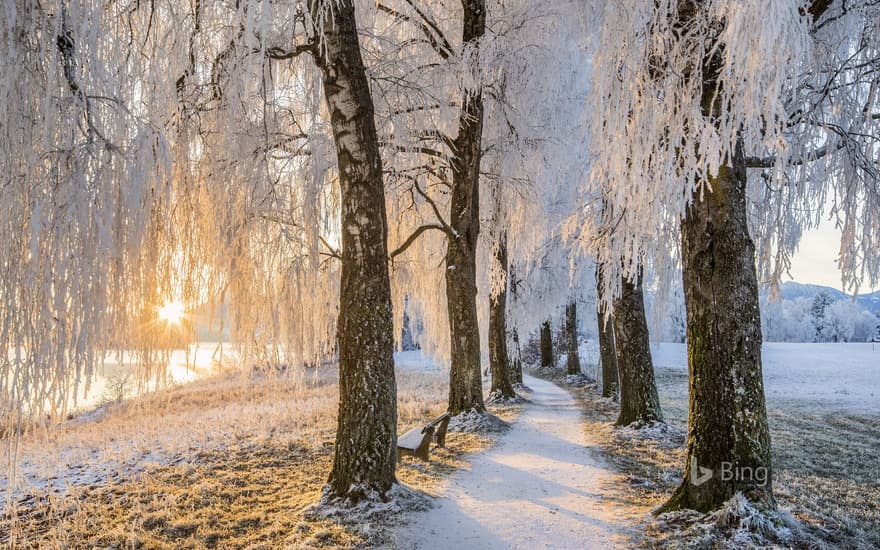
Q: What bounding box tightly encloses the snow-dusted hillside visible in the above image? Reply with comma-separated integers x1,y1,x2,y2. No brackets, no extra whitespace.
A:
778,281,880,315
858,291,880,315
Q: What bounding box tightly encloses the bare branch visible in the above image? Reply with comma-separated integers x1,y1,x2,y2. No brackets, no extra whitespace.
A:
264,44,314,60
319,236,342,260
412,177,454,235
745,139,850,169
389,224,450,258
381,142,450,160
745,140,846,169
376,2,453,60
255,132,311,158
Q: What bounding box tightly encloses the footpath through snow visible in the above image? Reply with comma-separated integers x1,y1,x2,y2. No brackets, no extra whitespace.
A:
394,374,626,549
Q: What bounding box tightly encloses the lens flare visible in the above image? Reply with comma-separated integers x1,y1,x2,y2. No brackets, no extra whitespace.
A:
157,300,185,325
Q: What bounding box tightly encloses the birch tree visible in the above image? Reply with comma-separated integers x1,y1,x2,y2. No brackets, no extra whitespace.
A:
487,229,516,399
0,0,403,504
306,0,398,503
368,0,488,415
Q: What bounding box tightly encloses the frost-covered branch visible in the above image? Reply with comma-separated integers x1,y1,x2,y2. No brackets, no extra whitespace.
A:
583,0,880,299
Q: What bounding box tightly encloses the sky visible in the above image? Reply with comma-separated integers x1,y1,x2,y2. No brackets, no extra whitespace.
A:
786,220,844,289
786,218,878,293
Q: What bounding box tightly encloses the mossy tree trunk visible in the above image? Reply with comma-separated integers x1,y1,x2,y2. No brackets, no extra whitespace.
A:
311,0,397,502
596,265,619,399
489,231,515,398
446,0,487,415
660,0,784,512
613,273,662,426
660,138,772,513
565,301,581,375
540,320,554,368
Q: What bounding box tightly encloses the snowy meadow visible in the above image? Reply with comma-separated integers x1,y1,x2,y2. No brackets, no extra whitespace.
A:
7,341,878,547
653,342,880,416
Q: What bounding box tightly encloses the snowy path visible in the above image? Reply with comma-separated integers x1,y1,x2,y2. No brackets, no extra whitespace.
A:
393,374,624,549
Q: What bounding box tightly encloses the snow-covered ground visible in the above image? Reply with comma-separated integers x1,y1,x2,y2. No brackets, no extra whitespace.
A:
1,351,446,508
652,342,880,416
8,343,877,545
393,374,630,549
395,350,445,373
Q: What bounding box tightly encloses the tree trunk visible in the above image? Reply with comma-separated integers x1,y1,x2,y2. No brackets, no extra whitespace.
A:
660,1,776,512
509,328,523,385
565,301,581,375
540,320,554,368
311,0,397,502
660,139,772,513
613,273,662,426
507,262,524,385
489,232,515,399
596,265,619,399
598,313,618,398
446,0,486,416
401,296,416,351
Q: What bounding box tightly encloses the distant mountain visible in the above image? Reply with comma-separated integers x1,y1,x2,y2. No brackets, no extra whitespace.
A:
777,282,848,302
858,290,880,315
776,281,880,315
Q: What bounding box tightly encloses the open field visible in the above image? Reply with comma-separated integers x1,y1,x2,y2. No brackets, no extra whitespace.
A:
1,354,521,548
652,342,880,415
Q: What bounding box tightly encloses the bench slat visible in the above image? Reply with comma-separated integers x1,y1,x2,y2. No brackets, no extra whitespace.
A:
396,412,453,461
397,425,434,461
397,426,429,450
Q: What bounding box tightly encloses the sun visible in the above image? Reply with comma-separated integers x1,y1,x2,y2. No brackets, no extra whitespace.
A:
157,300,185,325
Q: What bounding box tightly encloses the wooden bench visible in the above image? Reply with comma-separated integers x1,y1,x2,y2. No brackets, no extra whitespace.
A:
397,413,452,461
